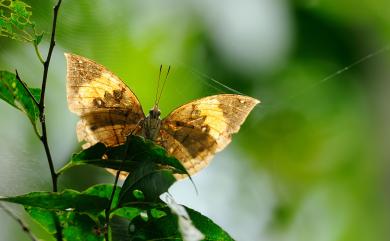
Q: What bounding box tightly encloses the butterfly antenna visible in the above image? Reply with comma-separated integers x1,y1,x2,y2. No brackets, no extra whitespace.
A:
156,65,170,106
154,65,163,106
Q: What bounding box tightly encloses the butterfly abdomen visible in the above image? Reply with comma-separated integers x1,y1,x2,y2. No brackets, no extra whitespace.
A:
141,115,162,141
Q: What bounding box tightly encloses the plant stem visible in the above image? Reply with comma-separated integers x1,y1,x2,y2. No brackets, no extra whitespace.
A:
105,169,122,241
0,203,38,241
105,136,135,240
37,0,63,240
39,0,62,106
33,43,45,64
38,0,62,193
40,124,57,192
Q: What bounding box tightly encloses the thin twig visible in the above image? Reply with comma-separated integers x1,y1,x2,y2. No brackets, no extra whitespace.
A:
33,43,45,64
105,169,122,241
15,70,39,107
39,0,62,106
36,0,63,240
105,135,136,241
40,124,57,192
0,203,38,241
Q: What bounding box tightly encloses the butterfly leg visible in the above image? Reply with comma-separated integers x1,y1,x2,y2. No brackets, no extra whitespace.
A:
120,119,144,139
130,119,144,135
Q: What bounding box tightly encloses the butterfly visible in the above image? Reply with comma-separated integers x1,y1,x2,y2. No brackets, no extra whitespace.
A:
65,53,260,177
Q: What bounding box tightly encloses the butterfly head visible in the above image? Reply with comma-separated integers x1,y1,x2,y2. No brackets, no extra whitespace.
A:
149,106,161,119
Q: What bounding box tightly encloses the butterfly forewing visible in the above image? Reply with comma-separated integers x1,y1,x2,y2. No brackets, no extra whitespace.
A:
160,94,260,175
65,53,145,148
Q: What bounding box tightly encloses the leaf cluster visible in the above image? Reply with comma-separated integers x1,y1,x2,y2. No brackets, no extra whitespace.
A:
0,135,234,240
0,0,42,43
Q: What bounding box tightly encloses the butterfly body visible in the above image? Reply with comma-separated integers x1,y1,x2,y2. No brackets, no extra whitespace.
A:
65,53,260,176
141,107,162,141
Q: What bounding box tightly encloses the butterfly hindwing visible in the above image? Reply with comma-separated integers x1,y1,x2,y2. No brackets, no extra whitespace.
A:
160,94,260,175
65,53,145,148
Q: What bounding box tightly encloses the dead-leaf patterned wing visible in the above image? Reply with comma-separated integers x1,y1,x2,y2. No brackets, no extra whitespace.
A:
65,53,145,148
160,94,260,176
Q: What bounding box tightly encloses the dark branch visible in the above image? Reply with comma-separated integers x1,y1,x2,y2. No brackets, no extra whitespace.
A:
0,203,38,241
39,0,62,107
37,0,63,240
38,0,62,192
105,169,122,241
38,0,62,193
104,136,135,240
15,70,39,107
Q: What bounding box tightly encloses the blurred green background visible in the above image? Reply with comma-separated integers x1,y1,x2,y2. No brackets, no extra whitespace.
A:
1,0,390,240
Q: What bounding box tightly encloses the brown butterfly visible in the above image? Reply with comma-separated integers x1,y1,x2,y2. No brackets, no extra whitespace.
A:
65,53,260,176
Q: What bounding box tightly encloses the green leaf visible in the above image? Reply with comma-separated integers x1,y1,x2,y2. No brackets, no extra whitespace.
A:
24,185,118,239
57,142,140,174
83,184,117,199
130,206,234,241
57,143,107,174
25,207,57,235
71,143,107,163
0,0,39,42
34,32,43,45
112,135,191,204
61,212,104,241
109,135,190,176
26,207,104,241
132,190,145,201
84,184,121,209
164,197,204,241
0,70,40,131
11,1,31,20
111,207,141,220
0,189,109,212
150,208,167,219
59,135,191,181
119,160,176,204
29,87,41,102
117,135,196,190
187,207,233,241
